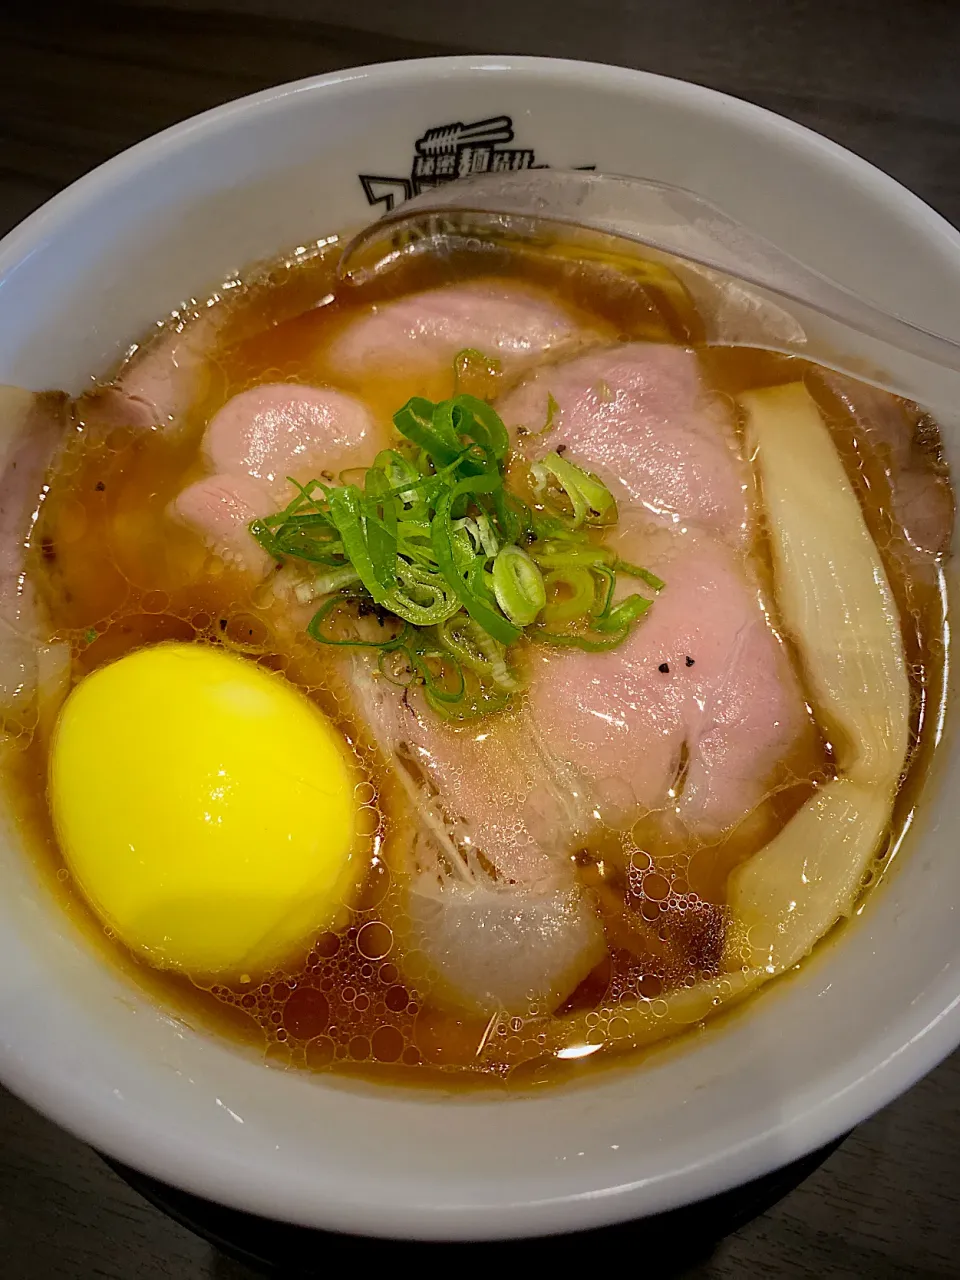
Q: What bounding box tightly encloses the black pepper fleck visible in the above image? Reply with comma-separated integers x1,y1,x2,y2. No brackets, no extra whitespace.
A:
357,599,390,626
95,480,105,492
218,618,227,631
556,443,567,455
658,661,670,674
685,655,695,667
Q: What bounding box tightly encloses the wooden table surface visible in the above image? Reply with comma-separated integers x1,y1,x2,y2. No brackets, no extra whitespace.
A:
1,2,959,1276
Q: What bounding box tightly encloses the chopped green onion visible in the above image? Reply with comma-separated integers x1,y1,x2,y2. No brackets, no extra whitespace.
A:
457,394,510,462
453,347,501,391
594,592,652,632
437,615,518,691
532,625,633,652
325,485,395,602
394,396,463,468
383,561,461,626
408,646,466,705
530,452,617,528
374,449,421,506
528,539,615,570
541,567,596,625
304,566,362,599
492,544,546,627
591,563,617,619
251,389,663,721
542,392,560,435
363,465,399,584
455,514,499,558
427,680,513,722
546,392,560,426
474,514,499,557
432,394,509,466
523,391,561,439
431,476,521,646
614,558,666,592
307,597,410,649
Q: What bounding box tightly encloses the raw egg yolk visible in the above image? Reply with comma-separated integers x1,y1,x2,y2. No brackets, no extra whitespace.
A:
49,642,363,978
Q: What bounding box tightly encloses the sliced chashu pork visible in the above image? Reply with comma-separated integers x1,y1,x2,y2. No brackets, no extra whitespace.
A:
203,383,383,502
0,388,72,732
498,342,750,544
327,279,590,382
171,277,599,570
168,365,605,1015
173,473,278,578
354,678,590,889
526,526,812,836
810,369,954,559
497,342,811,838
112,297,233,431
171,384,389,573
169,329,812,1014
357,531,814,1013
348,671,605,1016
347,343,804,1011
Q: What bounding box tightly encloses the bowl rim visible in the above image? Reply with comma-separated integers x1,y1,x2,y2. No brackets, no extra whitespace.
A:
1,53,959,1240
4,54,960,285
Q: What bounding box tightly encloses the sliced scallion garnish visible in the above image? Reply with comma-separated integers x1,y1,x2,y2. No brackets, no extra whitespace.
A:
492,544,547,627
541,566,596,626
453,347,502,393
530,451,617,528
250,391,663,719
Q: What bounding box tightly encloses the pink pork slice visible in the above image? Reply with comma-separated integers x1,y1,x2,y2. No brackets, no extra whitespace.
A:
117,305,225,430
351,668,594,890
204,383,386,502
172,383,387,574
527,532,810,835
171,473,276,578
326,279,587,378
497,343,750,544
0,389,71,714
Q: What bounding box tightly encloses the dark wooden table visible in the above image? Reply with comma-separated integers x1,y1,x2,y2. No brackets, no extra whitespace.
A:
1,3,958,1276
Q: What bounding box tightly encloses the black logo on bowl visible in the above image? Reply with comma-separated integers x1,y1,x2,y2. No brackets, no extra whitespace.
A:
359,114,594,211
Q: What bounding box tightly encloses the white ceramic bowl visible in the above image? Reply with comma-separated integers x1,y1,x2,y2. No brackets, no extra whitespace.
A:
0,57,957,1241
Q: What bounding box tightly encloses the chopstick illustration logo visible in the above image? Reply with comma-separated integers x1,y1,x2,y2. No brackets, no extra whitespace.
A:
359,114,594,211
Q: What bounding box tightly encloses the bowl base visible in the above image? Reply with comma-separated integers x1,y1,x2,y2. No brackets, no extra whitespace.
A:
104,1136,848,1274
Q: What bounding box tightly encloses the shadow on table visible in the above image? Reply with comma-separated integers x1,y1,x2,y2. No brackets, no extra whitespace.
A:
107,1135,847,1277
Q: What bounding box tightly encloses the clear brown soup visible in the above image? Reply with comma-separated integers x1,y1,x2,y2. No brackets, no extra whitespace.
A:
6,232,950,1088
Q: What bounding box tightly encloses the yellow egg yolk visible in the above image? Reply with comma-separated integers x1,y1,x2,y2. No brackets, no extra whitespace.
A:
49,642,363,978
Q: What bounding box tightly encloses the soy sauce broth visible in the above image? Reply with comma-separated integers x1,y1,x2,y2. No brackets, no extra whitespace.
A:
4,229,949,1088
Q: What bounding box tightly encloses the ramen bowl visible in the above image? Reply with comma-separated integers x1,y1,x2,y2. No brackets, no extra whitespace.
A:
0,56,957,1239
